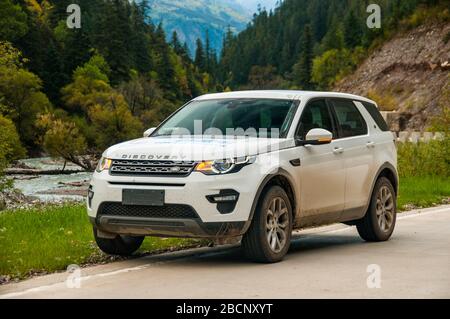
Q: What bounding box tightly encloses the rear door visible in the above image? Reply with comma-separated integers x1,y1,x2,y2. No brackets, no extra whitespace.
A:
328,99,374,221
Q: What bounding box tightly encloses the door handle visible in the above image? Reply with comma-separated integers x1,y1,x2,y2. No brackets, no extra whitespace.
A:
366,141,375,148
333,147,344,154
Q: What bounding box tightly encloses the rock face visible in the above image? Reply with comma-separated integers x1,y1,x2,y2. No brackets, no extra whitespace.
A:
335,22,450,131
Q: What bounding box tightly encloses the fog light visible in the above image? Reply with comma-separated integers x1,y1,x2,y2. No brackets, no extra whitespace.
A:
206,190,239,204
206,190,240,214
211,195,238,202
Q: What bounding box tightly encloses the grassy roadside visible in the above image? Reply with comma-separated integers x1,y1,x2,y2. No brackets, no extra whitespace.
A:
398,176,450,210
396,138,449,209
0,204,205,282
1,176,449,283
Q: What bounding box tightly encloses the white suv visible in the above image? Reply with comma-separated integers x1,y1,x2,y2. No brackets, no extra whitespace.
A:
87,91,398,263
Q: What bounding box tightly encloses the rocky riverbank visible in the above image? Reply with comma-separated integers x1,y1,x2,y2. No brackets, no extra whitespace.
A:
0,188,40,211
1,157,91,210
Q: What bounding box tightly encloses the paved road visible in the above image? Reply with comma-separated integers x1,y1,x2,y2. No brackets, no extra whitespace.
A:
1,205,449,299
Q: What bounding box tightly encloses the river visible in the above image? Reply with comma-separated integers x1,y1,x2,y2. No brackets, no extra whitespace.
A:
11,158,92,202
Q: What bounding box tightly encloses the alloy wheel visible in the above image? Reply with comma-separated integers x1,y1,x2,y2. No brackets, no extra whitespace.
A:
266,197,289,253
376,186,395,232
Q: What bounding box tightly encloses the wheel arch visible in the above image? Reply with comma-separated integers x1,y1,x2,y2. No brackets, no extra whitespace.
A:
360,162,398,218
242,169,298,233
376,163,399,195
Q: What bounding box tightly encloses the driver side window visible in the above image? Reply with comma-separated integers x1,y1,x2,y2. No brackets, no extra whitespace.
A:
296,99,334,140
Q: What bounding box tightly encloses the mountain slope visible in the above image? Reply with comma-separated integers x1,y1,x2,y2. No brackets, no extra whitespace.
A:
234,0,279,13
145,0,250,55
335,22,450,131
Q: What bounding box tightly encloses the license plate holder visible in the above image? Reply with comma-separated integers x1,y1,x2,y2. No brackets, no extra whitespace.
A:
122,189,165,206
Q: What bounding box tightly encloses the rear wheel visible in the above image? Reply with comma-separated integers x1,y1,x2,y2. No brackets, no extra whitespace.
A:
242,186,293,263
357,177,397,242
94,228,144,256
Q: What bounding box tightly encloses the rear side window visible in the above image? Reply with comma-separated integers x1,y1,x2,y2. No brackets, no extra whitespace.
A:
362,102,389,131
330,99,368,138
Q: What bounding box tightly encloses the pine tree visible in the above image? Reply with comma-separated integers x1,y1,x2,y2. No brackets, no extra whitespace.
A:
90,0,133,84
310,0,328,42
129,1,152,73
293,25,314,90
182,42,190,59
343,9,363,48
204,31,211,73
194,38,206,71
171,31,183,55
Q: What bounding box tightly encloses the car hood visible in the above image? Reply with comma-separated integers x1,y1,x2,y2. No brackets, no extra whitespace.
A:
104,136,295,161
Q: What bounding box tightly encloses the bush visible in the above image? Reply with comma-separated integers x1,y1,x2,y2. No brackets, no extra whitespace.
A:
398,74,449,179
402,5,450,29
0,42,52,148
397,139,450,178
312,47,365,90
36,114,92,170
366,90,398,111
0,114,26,191
88,93,143,150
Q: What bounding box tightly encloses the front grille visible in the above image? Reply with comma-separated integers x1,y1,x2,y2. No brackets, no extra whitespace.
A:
110,159,196,177
98,202,198,219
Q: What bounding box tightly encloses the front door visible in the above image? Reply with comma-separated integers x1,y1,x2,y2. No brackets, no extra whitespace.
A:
297,99,346,220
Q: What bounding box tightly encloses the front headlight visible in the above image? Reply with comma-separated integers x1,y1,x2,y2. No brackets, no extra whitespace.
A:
96,157,112,173
195,156,256,175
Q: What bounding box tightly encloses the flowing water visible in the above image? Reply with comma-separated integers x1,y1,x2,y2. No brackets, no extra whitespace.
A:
11,158,92,202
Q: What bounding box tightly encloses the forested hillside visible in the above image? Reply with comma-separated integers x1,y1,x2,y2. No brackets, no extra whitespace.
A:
335,20,450,131
218,0,448,90
0,0,221,172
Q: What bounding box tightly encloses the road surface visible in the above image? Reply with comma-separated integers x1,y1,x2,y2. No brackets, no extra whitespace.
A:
1,205,449,299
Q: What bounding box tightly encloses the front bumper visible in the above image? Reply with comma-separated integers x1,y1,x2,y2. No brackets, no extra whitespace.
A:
87,163,263,238
90,216,246,238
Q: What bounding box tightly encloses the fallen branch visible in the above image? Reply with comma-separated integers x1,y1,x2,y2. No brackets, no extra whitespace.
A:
5,168,85,175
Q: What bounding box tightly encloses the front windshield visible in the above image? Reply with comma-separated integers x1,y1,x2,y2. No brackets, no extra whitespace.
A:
153,99,298,138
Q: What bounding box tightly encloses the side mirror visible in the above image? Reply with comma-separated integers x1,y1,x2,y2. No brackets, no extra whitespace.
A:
296,128,333,146
143,127,156,137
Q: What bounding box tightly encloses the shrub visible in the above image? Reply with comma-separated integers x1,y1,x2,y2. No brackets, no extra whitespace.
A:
312,47,365,90
366,90,398,111
402,5,450,29
0,42,51,148
0,114,26,191
397,139,450,178
37,114,90,170
88,93,143,150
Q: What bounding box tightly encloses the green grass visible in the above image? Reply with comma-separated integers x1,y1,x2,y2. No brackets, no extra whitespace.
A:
0,204,203,281
396,138,450,209
398,176,450,210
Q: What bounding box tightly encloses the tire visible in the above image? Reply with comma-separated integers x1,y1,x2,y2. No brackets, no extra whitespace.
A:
93,227,144,256
356,177,397,242
242,186,293,263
